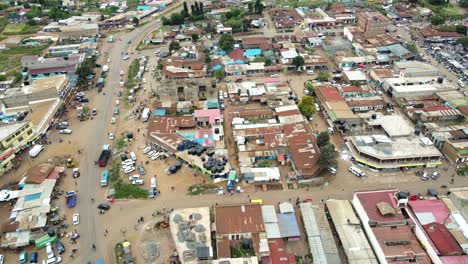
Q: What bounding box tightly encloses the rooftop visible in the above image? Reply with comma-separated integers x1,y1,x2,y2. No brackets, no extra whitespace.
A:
354,190,406,224
215,204,265,235
316,86,344,102
344,70,367,81
194,109,221,124
408,200,450,225
0,122,29,142
423,222,463,255
368,114,414,137
147,116,196,134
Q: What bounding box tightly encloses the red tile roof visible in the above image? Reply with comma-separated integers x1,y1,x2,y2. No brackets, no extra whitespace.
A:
423,222,463,255
230,49,244,61
316,86,344,102
407,200,450,224
268,239,297,264
355,190,406,224
147,117,195,134
242,37,270,46
439,256,468,264
215,204,265,235
342,86,363,93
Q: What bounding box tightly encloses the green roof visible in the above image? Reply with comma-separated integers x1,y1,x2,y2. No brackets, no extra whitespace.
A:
449,97,468,107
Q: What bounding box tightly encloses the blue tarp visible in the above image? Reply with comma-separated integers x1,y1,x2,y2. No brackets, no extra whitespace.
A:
137,5,151,11
214,51,226,55
235,59,244,64
244,49,262,57
153,109,166,116
212,65,222,71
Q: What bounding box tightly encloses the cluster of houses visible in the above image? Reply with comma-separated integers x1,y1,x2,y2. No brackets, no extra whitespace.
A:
169,187,468,264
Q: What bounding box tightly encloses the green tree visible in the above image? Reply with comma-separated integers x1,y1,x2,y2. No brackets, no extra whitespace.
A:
306,82,314,95
292,56,305,70
76,57,96,85
214,69,225,80
0,75,6,82
132,17,139,26
455,25,467,35
319,143,338,168
169,41,180,51
170,13,185,25
428,0,446,4
431,16,445,26
265,57,272,66
317,71,330,81
199,1,204,14
297,96,316,118
457,36,468,48
219,34,234,52
316,131,330,148
191,33,199,42
254,0,264,14
190,4,195,15
182,1,189,17
247,2,253,13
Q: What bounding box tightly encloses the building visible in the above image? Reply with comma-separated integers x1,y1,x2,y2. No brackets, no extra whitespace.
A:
215,204,269,259
326,200,378,264
393,61,439,78
352,190,431,264
59,24,99,39
0,121,35,175
357,12,389,37
442,139,468,164
154,79,216,102
48,42,97,57
21,54,84,80
382,77,457,98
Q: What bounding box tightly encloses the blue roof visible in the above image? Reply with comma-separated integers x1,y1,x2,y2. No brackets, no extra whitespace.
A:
137,5,151,11
235,59,244,64
388,12,399,18
207,99,219,109
153,109,166,116
277,213,300,238
212,65,223,71
244,49,262,57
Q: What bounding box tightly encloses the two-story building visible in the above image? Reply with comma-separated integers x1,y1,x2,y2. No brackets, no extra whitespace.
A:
0,121,35,175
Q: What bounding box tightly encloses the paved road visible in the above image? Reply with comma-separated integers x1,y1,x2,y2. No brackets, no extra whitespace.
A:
77,17,169,263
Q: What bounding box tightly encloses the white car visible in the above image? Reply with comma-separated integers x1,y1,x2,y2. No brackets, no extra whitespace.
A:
108,133,114,140
120,70,124,76
130,152,137,161
142,146,152,154
150,153,161,160
147,150,156,157
111,117,116,124
128,174,140,181
46,243,54,259
107,58,111,63
59,129,72,134
123,55,129,60
72,213,79,225
119,80,125,87
0,255,4,264
115,100,120,106
132,179,144,185
142,78,147,83
124,166,135,174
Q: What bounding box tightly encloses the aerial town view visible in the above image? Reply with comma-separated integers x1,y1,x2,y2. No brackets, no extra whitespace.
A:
0,0,467,263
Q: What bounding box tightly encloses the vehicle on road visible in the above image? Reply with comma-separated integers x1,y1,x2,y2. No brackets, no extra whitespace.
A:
100,170,109,186
111,117,116,124
44,256,62,264
123,55,129,60
349,166,365,177
119,80,125,87
108,133,114,140
148,187,155,198
115,100,120,106
117,91,122,97
98,145,111,167
29,252,37,263
97,203,110,210
65,191,77,208
19,251,27,263
46,243,54,259
56,241,65,254
59,129,72,134
72,213,80,225
142,108,150,122
421,171,429,181
28,144,44,158
0,254,4,264
114,108,119,115
91,109,98,115
120,70,124,76
431,171,440,179
328,167,337,174
143,78,147,83
72,168,80,178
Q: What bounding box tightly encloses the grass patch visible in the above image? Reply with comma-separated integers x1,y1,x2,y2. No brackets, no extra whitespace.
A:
127,0,139,9
418,0,462,19
406,43,419,55
115,136,127,150
456,167,468,176
0,17,7,33
188,184,217,195
0,45,47,74
111,159,147,199
275,0,325,7
2,23,40,35
125,59,139,89
257,160,273,167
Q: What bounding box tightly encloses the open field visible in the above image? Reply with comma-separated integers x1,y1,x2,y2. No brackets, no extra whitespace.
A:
2,23,41,35
0,45,46,72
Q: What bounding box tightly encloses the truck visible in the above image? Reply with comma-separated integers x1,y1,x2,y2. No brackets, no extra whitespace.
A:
28,144,44,158
102,65,109,73
65,191,77,208
98,145,111,167
142,108,150,122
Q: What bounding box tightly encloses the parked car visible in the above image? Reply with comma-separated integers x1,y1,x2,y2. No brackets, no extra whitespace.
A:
59,129,72,134
119,80,125,86
72,213,79,225
431,171,440,180
150,153,161,160
44,256,62,263
110,117,116,124
128,175,140,181
46,243,54,259
130,152,137,161
142,146,151,154
420,171,429,181
328,167,337,174
0,254,3,264
56,241,65,254
108,133,114,140
117,91,122,97
114,108,119,115
124,166,135,174
132,179,144,185
349,166,365,177
29,252,37,264
138,164,145,175
19,251,27,264
79,98,89,103
97,204,110,210
91,109,98,115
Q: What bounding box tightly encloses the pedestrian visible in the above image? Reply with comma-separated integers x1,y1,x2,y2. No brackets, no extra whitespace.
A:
68,140,71,144
74,181,77,186
288,198,291,202
106,229,108,234
451,178,455,184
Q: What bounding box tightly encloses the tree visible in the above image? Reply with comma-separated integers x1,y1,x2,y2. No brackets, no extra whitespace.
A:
455,24,467,35
317,71,330,81
428,0,446,4
297,96,316,118
199,1,204,14
457,36,468,48
306,82,314,95
76,57,96,85
219,34,234,52
191,33,199,42
319,143,338,168
190,4,195,15
247,2,253,13
214,69,225,80
183,1,189,17
265,57,272,66
431,16,445,25
169,41,180,51
316,131,330,148
292,56,304,70
170,13,185,25
132,17,139,26
194,2,200,15
254,0,264,14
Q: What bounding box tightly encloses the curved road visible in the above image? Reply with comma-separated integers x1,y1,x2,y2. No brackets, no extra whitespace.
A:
76,16,166,263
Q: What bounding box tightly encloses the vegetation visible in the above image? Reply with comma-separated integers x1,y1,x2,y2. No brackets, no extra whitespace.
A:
275,0,325,7
230,244,254,258
76,57,96,86
319,143,338,168
191,33,199,42
406,43,419,55
188,184,217,195
317,71,330,81
430,16,445,25
306,82,315,95
169,41,180,51
125,59,139,89
132,17,139,26
2,23,40,35
457,36,468,48
257,160,273,167
0,45,47,83
214,69,225,80
111,160,147,199
316,131,330,148
292,56,305,70
219,34,235,52
298,96,316,118
456,167,468,176
162,1,205,25
419,0,462,20
223,7,249,33
438,25,467,35
0,17,7,33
